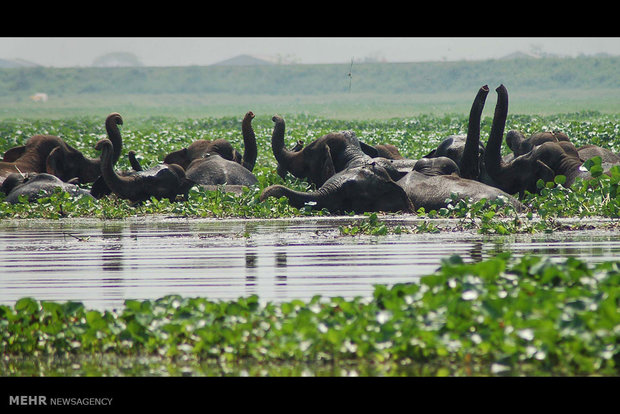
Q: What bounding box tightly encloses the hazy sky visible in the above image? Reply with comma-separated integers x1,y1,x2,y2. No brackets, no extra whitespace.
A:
1,37,619,67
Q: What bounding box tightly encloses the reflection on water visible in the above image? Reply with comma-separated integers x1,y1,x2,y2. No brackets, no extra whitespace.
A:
1,218,620,310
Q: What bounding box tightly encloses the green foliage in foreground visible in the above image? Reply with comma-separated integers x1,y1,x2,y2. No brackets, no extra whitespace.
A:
1,254,618,376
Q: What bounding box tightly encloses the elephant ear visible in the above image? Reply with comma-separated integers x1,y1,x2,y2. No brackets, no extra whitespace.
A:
163,147,188,168
359,141,379,158
535,159,556,184
46,147,68,181
3,145,26,162
319,145,336,186
306,143,335,188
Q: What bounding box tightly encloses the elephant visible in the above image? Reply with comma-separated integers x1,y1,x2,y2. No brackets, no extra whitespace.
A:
505,130,571,158
90,150,145,199
394,87,526,213
180,112,259,188
163,111,257,172
396,157,526,212
184,153,258,187
505,130,620,166
276,139,304,179
94,139,193,203
270,115,407,188
373,144,405,160
0,112,123,186
0,172,93,204
575,144,620,166
483,84,599,197
260,161,414,214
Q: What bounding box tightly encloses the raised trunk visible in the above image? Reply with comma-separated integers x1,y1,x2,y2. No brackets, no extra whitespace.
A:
271,115,300,178
484,84,510,183
460,85,489,180
105,112,124,166
241,111,257,172
95,139,136,200
74,112,124,183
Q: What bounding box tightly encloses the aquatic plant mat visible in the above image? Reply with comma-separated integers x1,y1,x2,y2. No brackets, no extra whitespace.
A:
1,248,618,377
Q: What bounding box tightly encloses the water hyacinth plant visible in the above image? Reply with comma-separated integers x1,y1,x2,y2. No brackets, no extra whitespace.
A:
1,112,620,232
0,253,617,376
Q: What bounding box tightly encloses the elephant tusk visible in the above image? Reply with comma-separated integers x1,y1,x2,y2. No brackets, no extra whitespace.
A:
14,165,25,179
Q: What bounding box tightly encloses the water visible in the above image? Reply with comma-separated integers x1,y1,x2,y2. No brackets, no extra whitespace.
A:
1,217,620,311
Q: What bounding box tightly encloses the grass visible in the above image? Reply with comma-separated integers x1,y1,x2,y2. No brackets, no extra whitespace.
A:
2,89,620,120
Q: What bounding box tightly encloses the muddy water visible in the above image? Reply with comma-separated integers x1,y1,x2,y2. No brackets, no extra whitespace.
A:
1,217,620,311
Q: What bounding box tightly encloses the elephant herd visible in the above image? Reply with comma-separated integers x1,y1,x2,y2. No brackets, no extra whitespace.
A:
1,85,619,215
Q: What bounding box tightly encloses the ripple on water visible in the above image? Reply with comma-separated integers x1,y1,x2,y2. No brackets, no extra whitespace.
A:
1,218,620,310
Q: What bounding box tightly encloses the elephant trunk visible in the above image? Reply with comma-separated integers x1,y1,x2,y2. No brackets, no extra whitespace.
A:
95,138,135,200
460,85,489,180
76,112,123,184
241,111,257,172
271,115,303,178
104,112,124,166
260,184,320,209
484,84,511,185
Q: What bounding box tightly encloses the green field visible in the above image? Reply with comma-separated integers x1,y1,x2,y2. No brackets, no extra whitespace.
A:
2,89,620,121
1,55,619,120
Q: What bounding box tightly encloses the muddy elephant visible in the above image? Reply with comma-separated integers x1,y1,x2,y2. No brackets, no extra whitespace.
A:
260,162,414,214
95,139,192,203
0,113,123,186
270,115,408,188
163,111,257,172
1,172,93,204
483,84,600,197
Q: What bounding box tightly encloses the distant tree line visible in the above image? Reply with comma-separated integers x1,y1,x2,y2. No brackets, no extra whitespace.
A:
0,56,618,96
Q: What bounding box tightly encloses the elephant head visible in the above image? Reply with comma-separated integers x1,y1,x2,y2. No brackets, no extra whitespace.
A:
272,115,410,187
46,112,124,183
260,162,414,214
270,115,336,187
95,138,191,203
163,111,257,172
483,85,588,197
276,139,304,179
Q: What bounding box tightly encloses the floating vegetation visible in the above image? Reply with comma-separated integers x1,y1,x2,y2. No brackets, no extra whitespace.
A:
1,254,618,376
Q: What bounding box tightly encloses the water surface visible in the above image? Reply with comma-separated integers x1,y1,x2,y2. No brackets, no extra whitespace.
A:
1,217,619,310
